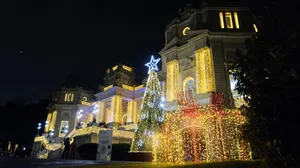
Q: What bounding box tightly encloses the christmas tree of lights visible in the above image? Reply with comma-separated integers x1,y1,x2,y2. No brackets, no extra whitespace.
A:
130,56,165,152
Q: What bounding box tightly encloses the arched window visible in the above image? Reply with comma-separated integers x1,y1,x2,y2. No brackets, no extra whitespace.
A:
183,77,196,95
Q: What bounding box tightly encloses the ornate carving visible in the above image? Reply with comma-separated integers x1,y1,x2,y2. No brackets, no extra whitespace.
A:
179,58,194,71
195,38,207,50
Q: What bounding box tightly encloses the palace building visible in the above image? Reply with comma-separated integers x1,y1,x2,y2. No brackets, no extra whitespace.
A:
32,2,257,159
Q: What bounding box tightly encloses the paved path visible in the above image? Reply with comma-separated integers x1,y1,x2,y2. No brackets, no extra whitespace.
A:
0,157,134,168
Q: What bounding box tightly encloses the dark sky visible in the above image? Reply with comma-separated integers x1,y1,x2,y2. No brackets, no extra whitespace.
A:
0,0,202,104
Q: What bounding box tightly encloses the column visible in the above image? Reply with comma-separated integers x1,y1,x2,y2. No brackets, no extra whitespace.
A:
49,111,57,131
166,59,179,101
44,113,52,132
195,47,215,93
110,95,122,123
88,113,93,123
133,100,139,123
126,101,133,123
97,101,106,123
126,100,138,123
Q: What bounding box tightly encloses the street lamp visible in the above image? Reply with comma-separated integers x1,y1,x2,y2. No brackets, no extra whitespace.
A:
45,121,48,130
37,123,42,135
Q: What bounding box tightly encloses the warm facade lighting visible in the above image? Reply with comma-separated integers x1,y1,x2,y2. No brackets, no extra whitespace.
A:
234,12,239,29
253,24,258,32
112,65,118,71
225,12,233,29
64,93,74,102
122,65,132,72
49,111,57,131
110,95,122,123
166,60,179,101
122,84,134,91
219,12,225,29
195,47,215,93
182,27,190,36
103,85,113,91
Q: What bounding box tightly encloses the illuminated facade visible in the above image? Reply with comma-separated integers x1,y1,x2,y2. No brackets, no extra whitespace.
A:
160,3,257,110
32,2,257,159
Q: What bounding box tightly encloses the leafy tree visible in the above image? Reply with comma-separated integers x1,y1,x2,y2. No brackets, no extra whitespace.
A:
232,1,299,167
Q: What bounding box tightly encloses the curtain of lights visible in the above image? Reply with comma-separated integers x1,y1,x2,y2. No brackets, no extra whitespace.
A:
166,60,179,101
195,47,215,94
152,93,252,164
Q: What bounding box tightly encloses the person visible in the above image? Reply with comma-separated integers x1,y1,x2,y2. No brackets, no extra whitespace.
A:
70,139,77,159
61,137,70,159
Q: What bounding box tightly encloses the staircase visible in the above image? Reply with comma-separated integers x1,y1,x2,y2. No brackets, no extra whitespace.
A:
35,128,76,159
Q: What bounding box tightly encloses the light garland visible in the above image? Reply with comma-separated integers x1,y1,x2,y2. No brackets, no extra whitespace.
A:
152,92,252,164
130,56,164,152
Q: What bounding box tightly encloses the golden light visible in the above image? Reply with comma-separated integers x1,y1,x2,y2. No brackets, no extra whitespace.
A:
182,27,190,36
234,12,239,29
219,12,225,29
152,93,252,164
195,47,215,93
253,24,258,32
166,60,179,101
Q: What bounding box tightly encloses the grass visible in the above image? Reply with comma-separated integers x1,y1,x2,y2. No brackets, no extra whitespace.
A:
71,160,263,168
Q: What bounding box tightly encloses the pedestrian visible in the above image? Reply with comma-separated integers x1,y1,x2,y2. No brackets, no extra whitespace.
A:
61,137,70,159
70,139,77,159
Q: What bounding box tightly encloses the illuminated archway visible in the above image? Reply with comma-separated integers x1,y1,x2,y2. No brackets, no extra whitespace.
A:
183,77,195,95
122,113,127,125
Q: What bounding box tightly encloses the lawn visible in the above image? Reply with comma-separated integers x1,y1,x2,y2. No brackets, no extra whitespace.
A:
72,160,263,168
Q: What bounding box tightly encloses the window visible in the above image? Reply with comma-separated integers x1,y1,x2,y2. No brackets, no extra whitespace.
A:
234,12,239,29
59,121,69,137
64,93,74,102
225,12,233,29
253,24,258,32
219,12,225,29
183,77,195,96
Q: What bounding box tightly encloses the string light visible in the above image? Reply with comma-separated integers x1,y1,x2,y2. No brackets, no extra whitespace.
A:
152,92,252,164
130,56,164,152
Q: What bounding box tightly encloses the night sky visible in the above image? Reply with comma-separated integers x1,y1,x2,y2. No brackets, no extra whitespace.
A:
0,0,203,105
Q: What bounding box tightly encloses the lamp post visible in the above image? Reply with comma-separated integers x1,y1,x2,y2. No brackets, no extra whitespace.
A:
45,121,48,132
77,109,83,129
37,123,42,136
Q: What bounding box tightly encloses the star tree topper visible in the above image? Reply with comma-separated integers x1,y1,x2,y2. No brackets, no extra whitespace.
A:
145,55,160,74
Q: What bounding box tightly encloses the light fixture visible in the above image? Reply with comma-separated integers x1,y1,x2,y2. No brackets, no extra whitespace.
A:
182,27,190,36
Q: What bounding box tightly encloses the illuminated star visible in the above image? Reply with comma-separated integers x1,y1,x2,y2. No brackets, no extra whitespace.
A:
145,55,160,74
137,139,144,147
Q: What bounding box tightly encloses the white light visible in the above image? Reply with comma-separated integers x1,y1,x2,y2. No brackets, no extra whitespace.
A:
66,125,69,128
161,97,165,102
160,103,164,108
45,121,48,123
137,140,143,147
145,55,160,74
80,109,83,112
64,129,68,133
23,147,26,150
38,123,41,126
37,126,41,130
50,132,54,136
